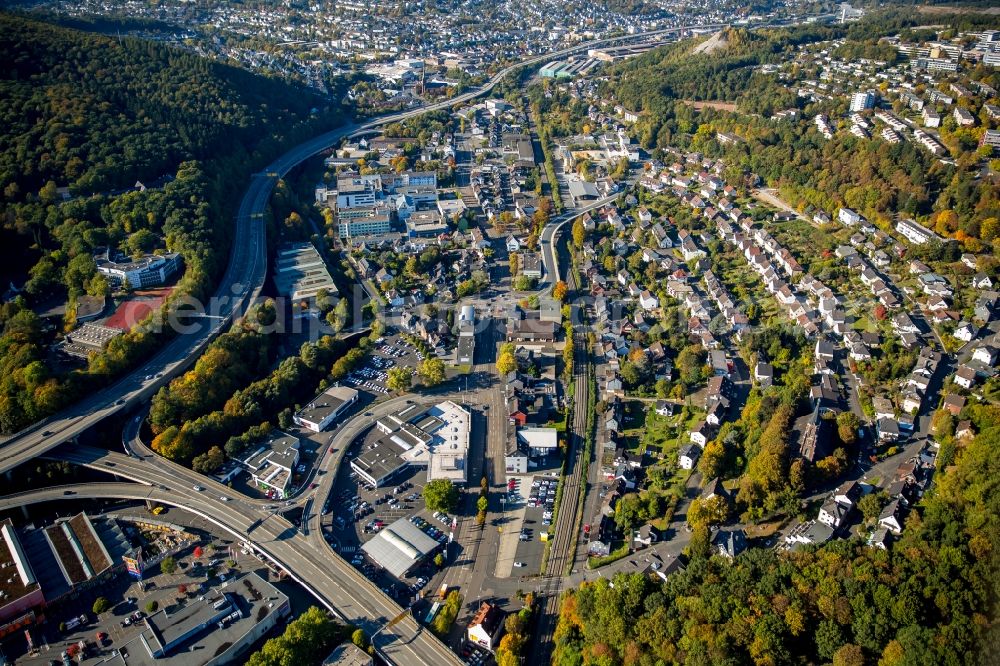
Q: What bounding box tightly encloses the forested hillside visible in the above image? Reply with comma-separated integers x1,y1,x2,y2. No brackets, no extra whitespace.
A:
553,405,1000,666
0,13,346,433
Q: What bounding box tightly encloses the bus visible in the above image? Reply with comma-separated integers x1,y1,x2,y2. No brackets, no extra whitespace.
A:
424,602,441,625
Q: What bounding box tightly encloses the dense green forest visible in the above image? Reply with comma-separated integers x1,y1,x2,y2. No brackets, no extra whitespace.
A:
147,297,379,468
602,13,1000,250
553,404,1000,666
0,13,346,433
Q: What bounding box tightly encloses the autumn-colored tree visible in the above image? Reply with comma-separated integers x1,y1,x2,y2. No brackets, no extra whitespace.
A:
497,347,517,376
417,358,446,386
698,440,726,479
572,217,586,248
552,281,569,302
836,412,860,446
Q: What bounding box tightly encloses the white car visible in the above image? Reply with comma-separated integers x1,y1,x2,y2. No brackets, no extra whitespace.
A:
513,561,526,568
219,496,230,502
192,485,204,492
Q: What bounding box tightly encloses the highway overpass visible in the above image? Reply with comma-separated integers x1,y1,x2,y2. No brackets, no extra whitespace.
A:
10,464,462,665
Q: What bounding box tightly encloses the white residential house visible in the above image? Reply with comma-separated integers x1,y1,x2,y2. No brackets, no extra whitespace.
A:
639,290,659,311
878,499,905,534
954,321,977,343
838,207,864,226
896,218,940,245
678,444,700,470
655,400,675,417
972,345,997,367
954,365,977,390
689,421,713,447
818,497,849,529
972,274,993,290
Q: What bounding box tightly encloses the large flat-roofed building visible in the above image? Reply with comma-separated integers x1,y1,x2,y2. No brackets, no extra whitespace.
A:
350,401,471,487
61,323,123,358
96,251,182,289
501,133,535,165
0,513,133,632
241,430,300,499
324,643,375,666
122,572,290,666
406,209,449,237
337,207,393,238
360,518,441,579
849,90,877,112
294,385,360,432
274,243,338,315
539,61,575,79
0,519,44,627
515,427,559,456
333,172,438,239
506,315,557,343
425,401,471,484
521,252,542,279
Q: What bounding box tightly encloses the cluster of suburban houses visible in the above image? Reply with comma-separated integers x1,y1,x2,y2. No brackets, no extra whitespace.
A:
766,32,1000,159
786,443,937,553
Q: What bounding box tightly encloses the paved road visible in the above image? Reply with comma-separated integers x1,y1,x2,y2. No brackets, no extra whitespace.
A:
538,189,634,293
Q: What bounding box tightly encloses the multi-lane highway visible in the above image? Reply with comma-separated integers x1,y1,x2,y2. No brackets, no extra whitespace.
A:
538,189,633,293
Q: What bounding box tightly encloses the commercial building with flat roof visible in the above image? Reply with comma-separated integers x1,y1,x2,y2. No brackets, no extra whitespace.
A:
350,401,471,487
0,513,133,634
360,518,441,578
521,252,542,279
506,316,557,343
274,243,338,315
406,209,449,237
119,572,290,666
241,430,301,499
61,323,123,359
324,643,374,666
0,519,44,628
96,251,182,290
294,385,360,432
515,427,559,456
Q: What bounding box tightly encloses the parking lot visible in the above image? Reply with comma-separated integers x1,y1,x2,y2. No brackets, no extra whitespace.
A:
342,335,423,395
319,436,457,607
495,472,562,578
